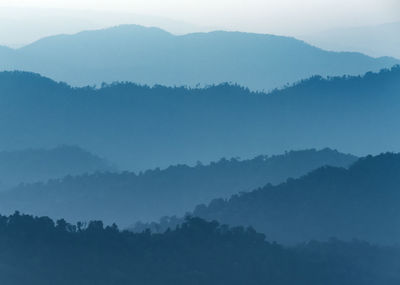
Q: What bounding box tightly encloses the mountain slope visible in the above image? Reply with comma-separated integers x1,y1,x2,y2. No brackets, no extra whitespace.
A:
0,25,398,90
0,149,355,225
180,153,400,244
0,67,399,169
0,145,114,191
302,22,400,59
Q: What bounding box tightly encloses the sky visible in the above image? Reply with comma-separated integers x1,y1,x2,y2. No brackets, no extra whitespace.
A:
0,0,399,46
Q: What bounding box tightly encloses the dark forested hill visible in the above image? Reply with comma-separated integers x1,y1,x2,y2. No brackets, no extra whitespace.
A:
168,153,400,245
0,212,398,285
0,25,397,90
0,145,114,191
0,149,355,225
0,67,399,170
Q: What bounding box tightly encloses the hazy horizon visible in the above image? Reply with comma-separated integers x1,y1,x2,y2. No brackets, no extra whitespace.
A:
0,1,399,53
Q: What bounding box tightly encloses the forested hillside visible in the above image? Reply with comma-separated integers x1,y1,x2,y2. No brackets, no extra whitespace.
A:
0,67,399,169
1,4,397,285
0,212,398,285
154,153,400,244
0,149,355,225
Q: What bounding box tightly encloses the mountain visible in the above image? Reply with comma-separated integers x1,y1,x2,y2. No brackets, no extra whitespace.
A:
0,25,398,90
0,213,399,285
0,145,114,191
0,149,355,225
0,67,399,170
0,7,211,48
152,153,400,245
301,22,400,59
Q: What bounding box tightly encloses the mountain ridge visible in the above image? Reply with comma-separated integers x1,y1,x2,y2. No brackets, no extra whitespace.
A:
0,148,356,225
0,66,399,169
301,21,400,59
0,145,115,191
0,24,398,90
181,152,400,244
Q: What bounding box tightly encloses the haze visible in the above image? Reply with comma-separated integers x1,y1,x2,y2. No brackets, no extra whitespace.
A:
0,0,399,47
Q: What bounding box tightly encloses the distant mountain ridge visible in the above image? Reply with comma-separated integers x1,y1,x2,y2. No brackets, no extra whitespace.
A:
145,153,400,245
302,22,400,59
0,146,114,191
0,149,356,225
0,67,399,169
0,25,398,90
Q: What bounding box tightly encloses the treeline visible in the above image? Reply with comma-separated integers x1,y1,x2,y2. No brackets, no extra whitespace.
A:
0,149,355,225
0,212,398,285
135,153,400,245
0,66,399,170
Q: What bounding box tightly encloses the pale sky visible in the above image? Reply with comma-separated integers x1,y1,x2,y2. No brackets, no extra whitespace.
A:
0,0,399,46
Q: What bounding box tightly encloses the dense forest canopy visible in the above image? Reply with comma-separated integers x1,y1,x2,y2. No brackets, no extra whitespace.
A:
0,212,398,285
0,149,355,225
136,153,400,245
0,66,399,170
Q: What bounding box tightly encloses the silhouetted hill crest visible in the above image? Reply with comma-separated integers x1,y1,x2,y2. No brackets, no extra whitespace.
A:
0,66,399,169
186,152,400,244
1,24,398,90
0,148,356,225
